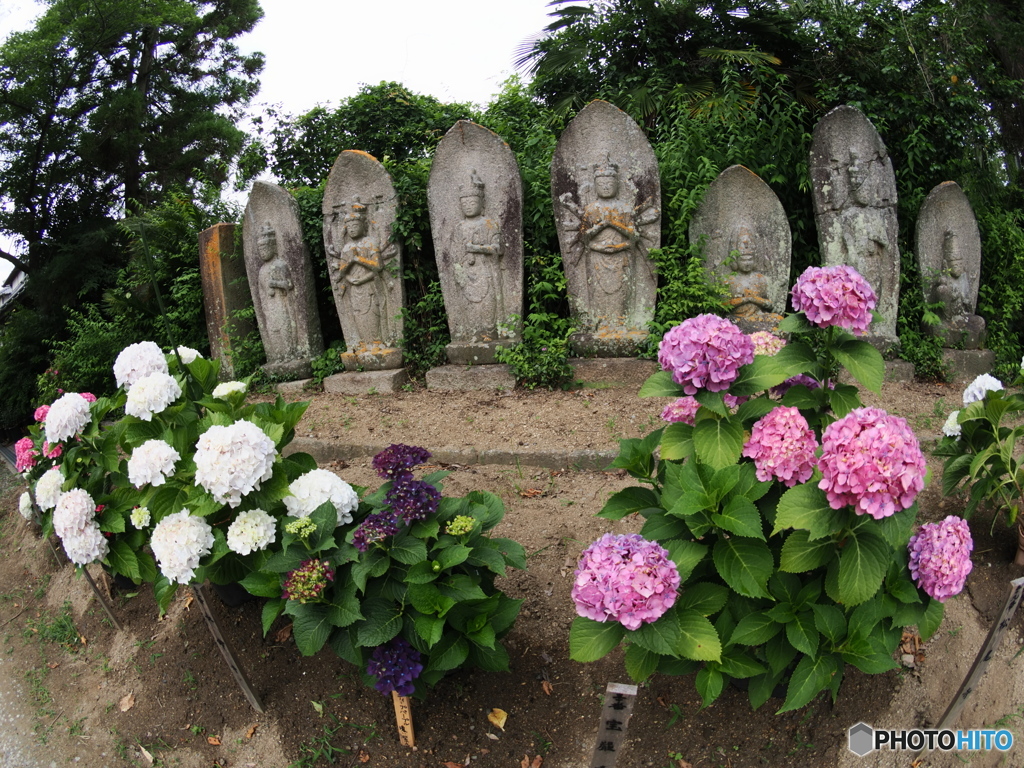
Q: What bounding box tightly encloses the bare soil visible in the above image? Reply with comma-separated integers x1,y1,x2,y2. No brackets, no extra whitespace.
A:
1,368,1023,768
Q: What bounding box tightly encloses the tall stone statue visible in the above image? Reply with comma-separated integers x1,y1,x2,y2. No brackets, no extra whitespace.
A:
810,105,900,348
689,165,791,333
242,181,323,379
322,150,404,372
428,121,523,365
552,101,660,357
916,181,985,348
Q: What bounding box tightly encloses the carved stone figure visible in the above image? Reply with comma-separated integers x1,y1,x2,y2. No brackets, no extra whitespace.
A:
916,181,985,348
242,181,323,379
810,106,900,348
322,150,405,371
428,121,523,366
552,101,660,357
689,165,791,333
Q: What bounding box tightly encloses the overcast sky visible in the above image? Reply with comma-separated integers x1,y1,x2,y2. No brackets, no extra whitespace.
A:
0,0,557,272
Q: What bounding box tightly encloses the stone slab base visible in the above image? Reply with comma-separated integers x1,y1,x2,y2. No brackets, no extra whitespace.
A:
884,359,915,382
446,341,514,366
341,345,402,372
323,368,409,395
425,364,516,391
943,348,995,382
275,378,314,396
569,329,648,358
569,358,658,388
263,360,313,379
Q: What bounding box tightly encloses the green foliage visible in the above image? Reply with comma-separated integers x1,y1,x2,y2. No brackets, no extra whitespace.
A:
399,281,449,379
0,306,56,433
36,306,130,402
574,299,940,713
310,342,347,386
977,210,1024,381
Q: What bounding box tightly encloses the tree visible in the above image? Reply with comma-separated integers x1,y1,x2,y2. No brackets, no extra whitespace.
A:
0,0,264,274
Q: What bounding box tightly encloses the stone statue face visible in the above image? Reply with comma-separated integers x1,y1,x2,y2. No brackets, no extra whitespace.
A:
734,229,756,273
944,234,964,278
345,216,367,239
257,230,277,262
460,194,483,218
595,174,619,200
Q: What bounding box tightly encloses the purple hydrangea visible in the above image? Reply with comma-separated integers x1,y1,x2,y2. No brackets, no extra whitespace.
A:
790,265,877,335
571,533,680,631
908,516,973,602
366,637,424,697
372,444,431,480
771,373,832,399
818,407,926,520
385,479,441,523
352,510,401,552
657,315,755,395
281,559,334,604
661,396,700,425
742,406,819,487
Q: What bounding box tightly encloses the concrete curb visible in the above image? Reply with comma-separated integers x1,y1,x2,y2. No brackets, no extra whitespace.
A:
287,437,618,471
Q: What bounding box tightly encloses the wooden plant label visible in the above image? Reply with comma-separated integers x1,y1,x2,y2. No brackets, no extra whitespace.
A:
588,682,638,768
392,690,415,747
920,575,1024,757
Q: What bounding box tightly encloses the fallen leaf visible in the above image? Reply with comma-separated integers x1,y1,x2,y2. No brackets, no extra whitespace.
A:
119,692,136,712
519,488,545,498
541,680,553,696
521,755,544,768
207,735,221,746
138,744,154,765
487,708,507,731
442,763,462,768
183,595,194,610
358,750,370,763
485,733,499,741
47,662,60,669
311,700,324,717
245,724,258,739
676,759,694,768
274,624,293,643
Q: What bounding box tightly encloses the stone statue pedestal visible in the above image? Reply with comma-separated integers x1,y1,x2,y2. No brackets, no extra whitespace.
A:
944,349,995,381
569,358,658,388
924,317,986,350
569,329,649,359
324,369,409,395
263,360,314,380
445,340,514,366
340,343,403,372
425,364,515,392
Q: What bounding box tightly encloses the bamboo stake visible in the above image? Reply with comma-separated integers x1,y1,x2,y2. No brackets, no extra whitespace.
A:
392,690,415,747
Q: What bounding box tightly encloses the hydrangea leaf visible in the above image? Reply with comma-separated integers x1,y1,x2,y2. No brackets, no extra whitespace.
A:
354,598,403,647
811,604,847,645
638,370,684,398
773,483,843,540
424,633,469,672
629,610,681,657
695,664,725,707
675,582,729,616
660,422,694,462
292,602,333,656
785,610,819,656
239,570,281,598
840,634,899,674
663,539,708,581
779,530,835,573
675,608,722,662
838,529,889,607
729,354,791,397
693,417,745,471
624,642,660,682
827,384,862,417
833,338,884,394
731,611,782,646
640,513,690,541
918,598,945,641
598,487,661,521
388,530,428,566
261,598,284,637
718,648,766,679
712,496,764,540
713,537,773,599
776,652,839,713
569,616,625,662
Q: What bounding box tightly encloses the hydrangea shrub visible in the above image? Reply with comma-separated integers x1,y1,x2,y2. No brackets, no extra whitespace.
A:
572,265,955,714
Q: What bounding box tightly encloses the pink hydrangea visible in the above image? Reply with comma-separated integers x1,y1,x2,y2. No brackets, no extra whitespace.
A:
661,397,700,425
742,406,818,487
33,405,50,422
818,407,926,519
80,393,97,403
790,265,877,335
749,331,786,357
571,533,680,631
15,437,38,472
908,516,973,602
657,315,754,395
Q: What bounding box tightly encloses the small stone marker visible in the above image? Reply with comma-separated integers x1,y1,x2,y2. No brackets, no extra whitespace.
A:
198,223,255,379
392,691,415,747
926,576,1024,749
589,682,638,768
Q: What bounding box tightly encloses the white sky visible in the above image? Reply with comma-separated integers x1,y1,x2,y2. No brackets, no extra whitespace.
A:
0,0,557,273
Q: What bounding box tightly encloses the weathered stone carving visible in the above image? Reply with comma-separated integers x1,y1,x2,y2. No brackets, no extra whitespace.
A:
689,165,790,333
242,182,323,379
810,105,900,347
552,101,660,356
199,223,255,379
322,150,404,371
428,121,523,365
916,181,985,348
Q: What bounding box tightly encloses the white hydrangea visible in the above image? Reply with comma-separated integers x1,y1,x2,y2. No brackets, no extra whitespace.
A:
53,487,96,537
34,467,65,511
212,381,247,398
962,373,1003,405
284,469,359,524
61,522,109,566
150,510,215,585
226,508,277,555
127,439,181,488
942,410,962,439
131,506,151,529
44,392,92,443
114,341,168,389
194,420,277,507
176,346,202,364
19,491,34,522
125,372,182,421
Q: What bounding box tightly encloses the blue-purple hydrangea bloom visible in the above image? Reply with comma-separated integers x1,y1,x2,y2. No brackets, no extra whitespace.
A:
372,443,431,480
366,637,424,696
